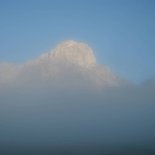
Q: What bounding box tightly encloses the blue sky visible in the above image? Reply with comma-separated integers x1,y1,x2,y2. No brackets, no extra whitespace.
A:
0,0,155,83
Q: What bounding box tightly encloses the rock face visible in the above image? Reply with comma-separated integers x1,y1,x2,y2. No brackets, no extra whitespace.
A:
36,40,96,68
51,40,96,67
0,40,119,88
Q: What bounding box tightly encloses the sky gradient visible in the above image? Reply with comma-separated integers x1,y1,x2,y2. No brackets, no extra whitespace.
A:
0,0,155,83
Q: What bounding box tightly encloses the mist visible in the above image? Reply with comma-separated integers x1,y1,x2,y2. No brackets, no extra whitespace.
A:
0,41,155,154
0,78,155,154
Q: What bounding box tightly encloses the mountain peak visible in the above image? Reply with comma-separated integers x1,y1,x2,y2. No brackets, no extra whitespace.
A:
0,40,119,87
56,40,78,47
50,40,96,67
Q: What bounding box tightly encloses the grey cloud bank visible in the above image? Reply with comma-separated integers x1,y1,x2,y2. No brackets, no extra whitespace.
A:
0,41,155,154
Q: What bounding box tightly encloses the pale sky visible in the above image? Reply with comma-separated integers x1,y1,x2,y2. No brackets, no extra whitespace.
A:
0,0,155,83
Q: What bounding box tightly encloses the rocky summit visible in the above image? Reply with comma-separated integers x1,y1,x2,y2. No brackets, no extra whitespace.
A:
0,40,119,88
51,40,96,67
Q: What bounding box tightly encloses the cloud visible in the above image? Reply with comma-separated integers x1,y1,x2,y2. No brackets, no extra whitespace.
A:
0,41,155,154
0,80,155,154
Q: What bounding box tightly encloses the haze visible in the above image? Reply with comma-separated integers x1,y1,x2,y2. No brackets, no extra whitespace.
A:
0,40,155,155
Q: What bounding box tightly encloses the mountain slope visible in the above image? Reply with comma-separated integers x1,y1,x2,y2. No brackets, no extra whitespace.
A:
0,40,119,88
